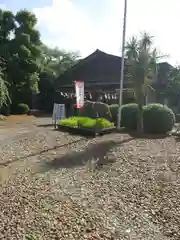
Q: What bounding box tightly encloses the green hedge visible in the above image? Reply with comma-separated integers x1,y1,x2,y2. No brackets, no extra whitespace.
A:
94,102,112,121
143,104,175,134
76,101,112,120
120,103,139,130
109,104,119,124
69,102,175,134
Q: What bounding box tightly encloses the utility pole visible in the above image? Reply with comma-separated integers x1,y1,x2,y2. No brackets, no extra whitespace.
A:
117,0,127,129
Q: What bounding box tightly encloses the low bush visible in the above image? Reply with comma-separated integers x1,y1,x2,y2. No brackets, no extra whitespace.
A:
59,116,114,129
59,117,79,128
143,103,175,134
0,105,10,116
94,102,112,121
95,118,114,129
16,103,30,114
79,101,112,120
109,104,119,123
79,101,97,118
176,113,180,123
120,103,139,130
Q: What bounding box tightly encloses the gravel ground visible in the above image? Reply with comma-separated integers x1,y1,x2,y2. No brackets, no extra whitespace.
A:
0,118,180,239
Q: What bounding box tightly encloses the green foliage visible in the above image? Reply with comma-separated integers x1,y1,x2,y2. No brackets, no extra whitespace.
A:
176,114,180,123
0,9,42,108
59,117,114,129
0,8,79,112
40,44,79,76
16,103,30,114
0,105,10,116
0,76,11,108
0,62,11,108
15,10,37,27
80,101,97,118
18,45,31,58
94,102,112,121
109,104,119,123
59,117,79,128
38,70,56,112
94,118,114,129
121,103,139,130
79,101,112,120
165,67,180,107
126,32,160,132
29,72,39,93
71,104,78,116
143,104,175,134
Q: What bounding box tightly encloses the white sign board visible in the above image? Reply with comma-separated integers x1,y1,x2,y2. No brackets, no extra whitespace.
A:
75,81,84,108
52,103,66,124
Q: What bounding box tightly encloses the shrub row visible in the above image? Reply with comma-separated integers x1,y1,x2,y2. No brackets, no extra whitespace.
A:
110,103,175,134
72,101,175,134
0,103,29,115
72,101,112,121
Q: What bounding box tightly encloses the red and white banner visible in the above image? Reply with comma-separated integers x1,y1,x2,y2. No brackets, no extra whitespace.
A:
75,81,84,108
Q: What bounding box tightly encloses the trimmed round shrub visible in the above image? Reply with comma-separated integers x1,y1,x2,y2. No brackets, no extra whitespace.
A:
175,113,180,123
109,104,119,124
121,103,138,130
143,104,175,134
16,103,30,114
94,102,112,121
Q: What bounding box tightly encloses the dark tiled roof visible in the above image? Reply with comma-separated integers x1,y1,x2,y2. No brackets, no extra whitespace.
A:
55,49,173,89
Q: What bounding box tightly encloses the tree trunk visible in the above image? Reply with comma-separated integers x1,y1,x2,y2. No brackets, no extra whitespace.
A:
137,91,144,133
137,103,143,133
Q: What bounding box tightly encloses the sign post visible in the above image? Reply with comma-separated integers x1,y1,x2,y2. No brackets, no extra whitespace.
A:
52,103,66,128
75,81,84,114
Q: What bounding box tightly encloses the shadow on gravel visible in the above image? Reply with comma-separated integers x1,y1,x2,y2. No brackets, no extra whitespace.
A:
37,124,53,128
128,132,170,139
0,139,84,167
40,137,134,171
114,128,169,139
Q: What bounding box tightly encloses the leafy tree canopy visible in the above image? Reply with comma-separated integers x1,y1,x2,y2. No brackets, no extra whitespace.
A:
0,8,79,112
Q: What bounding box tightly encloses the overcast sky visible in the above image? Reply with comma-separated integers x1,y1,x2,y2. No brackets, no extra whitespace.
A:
1,0,180,65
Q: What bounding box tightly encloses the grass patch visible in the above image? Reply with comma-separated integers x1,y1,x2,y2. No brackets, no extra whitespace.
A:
59,116,114,130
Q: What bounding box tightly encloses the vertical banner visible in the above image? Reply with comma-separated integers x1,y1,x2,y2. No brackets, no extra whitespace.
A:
75,81,84,108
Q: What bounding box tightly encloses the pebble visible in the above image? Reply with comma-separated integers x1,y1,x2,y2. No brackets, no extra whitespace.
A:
0,121,180,239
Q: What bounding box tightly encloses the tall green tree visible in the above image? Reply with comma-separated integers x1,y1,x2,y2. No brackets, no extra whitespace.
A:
38,45,79,111
40,44,79,76
0,8,79,112
125,33,159,132
0,9,41,108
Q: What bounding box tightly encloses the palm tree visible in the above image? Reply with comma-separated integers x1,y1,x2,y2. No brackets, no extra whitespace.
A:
125,32,159,132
